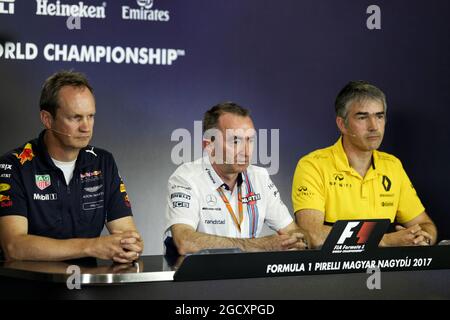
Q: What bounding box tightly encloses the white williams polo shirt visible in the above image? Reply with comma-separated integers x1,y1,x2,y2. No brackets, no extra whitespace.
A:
165,156,293,239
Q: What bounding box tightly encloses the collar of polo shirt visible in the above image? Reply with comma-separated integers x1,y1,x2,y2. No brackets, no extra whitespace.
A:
202,155,244,191
332,136,380,180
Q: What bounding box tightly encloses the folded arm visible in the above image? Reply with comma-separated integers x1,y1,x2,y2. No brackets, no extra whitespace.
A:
171,222,306,255
0,215,142,263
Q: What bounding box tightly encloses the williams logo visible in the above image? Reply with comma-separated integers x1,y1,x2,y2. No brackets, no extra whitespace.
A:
122,0,170,22
0,0,14,14
205,168,216,184
382,175,392,192
333,221,377,253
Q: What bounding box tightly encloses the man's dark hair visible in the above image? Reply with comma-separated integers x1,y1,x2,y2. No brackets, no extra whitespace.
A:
203,102,251,134
335,80,387,123
39,70,94,117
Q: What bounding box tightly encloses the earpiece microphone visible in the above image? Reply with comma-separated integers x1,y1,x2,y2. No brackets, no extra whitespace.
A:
344,128,357,137
342,130,356,138
48,128,72,137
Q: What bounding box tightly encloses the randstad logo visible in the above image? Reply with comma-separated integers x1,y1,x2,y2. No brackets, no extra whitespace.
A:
122,0,170,22
36,0,107,19
0,0,15,15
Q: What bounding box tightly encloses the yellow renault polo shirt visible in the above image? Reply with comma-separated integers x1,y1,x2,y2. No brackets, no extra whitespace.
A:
292,137,425,224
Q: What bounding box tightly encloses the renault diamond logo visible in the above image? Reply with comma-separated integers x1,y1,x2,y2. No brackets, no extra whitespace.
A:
334,174,344,181
382,175,392,192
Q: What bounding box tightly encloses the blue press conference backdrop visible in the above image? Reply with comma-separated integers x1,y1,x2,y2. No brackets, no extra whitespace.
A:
0,0,449,254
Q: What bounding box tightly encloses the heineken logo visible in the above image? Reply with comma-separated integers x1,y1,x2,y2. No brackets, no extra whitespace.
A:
35,175,51,190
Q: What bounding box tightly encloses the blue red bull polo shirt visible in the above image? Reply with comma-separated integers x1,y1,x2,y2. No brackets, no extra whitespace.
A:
0,130,133,243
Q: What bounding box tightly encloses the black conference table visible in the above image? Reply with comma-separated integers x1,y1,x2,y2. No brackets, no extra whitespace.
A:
1,246,450,300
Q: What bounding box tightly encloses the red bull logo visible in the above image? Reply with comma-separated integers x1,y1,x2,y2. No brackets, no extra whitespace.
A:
80,171,102,179
13,143,35,165
124,194,131,208
0,194,10,202
0,194,12,207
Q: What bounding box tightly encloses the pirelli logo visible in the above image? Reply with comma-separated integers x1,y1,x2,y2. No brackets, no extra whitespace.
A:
171,192,191,200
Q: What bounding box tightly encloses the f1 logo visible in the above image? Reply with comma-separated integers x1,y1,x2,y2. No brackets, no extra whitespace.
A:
337,222,360,244
337,221,377,245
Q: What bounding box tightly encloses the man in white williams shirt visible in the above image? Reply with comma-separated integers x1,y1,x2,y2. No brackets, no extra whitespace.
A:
165,102,306,255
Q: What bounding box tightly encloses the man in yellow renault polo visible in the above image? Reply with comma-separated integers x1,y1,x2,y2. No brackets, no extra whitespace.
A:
292,81,437,248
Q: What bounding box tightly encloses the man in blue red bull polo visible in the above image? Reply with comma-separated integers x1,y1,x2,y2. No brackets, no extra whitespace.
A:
0,70,143,263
